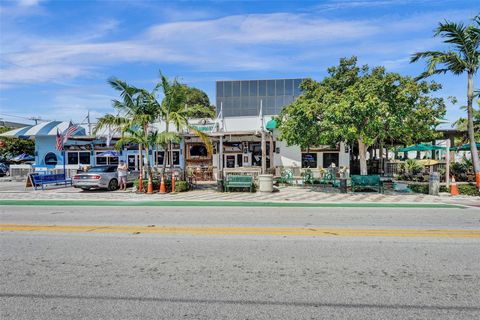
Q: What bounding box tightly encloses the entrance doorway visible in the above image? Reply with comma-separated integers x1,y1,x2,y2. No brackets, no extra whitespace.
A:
127,154,141,171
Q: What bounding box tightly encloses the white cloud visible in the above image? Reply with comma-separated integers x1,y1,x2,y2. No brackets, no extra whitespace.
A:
17,0,43,6
0,8,475,89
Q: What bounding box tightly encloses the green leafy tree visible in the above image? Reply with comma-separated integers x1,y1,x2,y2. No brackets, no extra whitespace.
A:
277,57,445,175
183,86,216,118
411,15,480,178
0,126,35,163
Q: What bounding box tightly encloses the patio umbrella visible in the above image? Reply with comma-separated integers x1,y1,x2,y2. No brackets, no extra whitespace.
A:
10,153,35,162
450,143,480,151
96,151,118,157
398,143,445,152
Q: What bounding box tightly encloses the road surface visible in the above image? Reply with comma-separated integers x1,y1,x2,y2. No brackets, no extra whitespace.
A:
1,205,479,319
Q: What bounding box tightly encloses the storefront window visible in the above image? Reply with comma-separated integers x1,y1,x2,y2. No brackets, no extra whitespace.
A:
156,151,165,166
95,152,118,165
67,151,90,165
172,151,180,165
67,152,78,165
44,152,58,166
302,153,317,168
323,153,339,168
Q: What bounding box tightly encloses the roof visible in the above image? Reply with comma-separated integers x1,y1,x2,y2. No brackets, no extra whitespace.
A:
0,121,86,138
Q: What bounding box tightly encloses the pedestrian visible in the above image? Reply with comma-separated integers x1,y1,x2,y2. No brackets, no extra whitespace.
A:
117,160,128,191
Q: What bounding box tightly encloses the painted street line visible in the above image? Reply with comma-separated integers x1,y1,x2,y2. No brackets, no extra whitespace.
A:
1,224,479,238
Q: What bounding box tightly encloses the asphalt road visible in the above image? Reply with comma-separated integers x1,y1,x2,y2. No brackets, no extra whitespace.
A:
1,206,479,319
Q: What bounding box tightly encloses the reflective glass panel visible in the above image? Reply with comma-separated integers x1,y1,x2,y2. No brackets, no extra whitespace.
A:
216,82,223,97
232,81,240,97
241,81,249,96
249,80,257,96
267,80,275,96
258,80,266,96
275,80,284,95
285,79,293,95
224,81,232,97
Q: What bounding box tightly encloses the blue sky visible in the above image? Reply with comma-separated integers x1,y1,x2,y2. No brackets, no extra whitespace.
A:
0,0,479,126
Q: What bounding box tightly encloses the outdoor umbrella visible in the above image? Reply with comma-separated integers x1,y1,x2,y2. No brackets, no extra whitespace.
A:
10,153,35,162
398,143,445,152
450,143,480,151
96,151,119,157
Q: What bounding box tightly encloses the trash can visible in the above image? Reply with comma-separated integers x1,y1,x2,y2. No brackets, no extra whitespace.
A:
258,174,274,192
429,172,440,196
339,178,347,193
217,179,224,192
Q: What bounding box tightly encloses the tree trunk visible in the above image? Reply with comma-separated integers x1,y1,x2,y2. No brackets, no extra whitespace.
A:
358,139,368,175
145,144,152,181
138,143,143,178
466,72,480,175
162,121,170,176
379,140,384,176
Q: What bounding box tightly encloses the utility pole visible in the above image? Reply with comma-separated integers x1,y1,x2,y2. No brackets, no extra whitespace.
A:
29,117,43,125
87,111,92,136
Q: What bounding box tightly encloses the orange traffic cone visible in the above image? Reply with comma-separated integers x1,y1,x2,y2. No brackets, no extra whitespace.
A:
159,175,166,194
138,176,143,193
171,174,176,193
450,176,459,196
147,177,153,194
476,172,480,189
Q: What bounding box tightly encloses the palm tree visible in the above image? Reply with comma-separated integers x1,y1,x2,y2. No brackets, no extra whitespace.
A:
154,73,213,175
411,15,480,184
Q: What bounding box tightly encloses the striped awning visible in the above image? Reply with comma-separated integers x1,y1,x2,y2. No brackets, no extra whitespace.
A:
0,121,86,138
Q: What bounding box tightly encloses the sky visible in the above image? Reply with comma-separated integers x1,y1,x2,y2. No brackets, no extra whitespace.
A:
0,0,479,126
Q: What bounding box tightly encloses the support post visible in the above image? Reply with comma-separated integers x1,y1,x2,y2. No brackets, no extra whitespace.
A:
261,131,267,174
219,135,224,180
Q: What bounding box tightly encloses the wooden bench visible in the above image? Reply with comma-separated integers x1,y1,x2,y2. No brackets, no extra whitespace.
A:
224,175,254,192
351,175,383,193
32,173,72,190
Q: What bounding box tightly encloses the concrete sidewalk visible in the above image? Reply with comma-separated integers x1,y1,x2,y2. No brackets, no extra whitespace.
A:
0,181,478,207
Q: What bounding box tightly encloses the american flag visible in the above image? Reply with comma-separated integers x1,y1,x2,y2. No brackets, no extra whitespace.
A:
63,121,78,143
56,128,63,151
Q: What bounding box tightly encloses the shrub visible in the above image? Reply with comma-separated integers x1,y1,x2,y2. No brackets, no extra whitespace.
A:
408,183,479,196
175,180,189,192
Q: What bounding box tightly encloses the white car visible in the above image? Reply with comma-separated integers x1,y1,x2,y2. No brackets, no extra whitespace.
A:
73,165,139,191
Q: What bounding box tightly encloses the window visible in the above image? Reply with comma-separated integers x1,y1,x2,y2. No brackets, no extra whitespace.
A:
237,154,243,167
323,153,339,168
267,80,275,96
79,152,90,164
302,153,317,168
249,80,257,96
189,144,208,157
224,81,232,97
44,152,58,166
95,152,118,165
172,151,180,165
67,152,78,165
67,151,90,165
258,80,266,96
216,82,223,97
276,79,284,95
241,81,249,96
232,81,240,97
285,79,293,95
156,151,165,166
294,79,302,96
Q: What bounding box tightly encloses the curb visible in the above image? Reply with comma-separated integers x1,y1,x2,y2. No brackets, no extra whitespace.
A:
0,199,465,209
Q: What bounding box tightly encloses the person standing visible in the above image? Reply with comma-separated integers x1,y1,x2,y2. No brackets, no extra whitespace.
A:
117,160,128,191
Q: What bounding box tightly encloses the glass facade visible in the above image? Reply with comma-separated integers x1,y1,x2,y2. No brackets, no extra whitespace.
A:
216,78,304,117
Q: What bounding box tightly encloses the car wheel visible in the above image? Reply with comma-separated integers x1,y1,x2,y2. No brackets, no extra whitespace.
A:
108,179,118,191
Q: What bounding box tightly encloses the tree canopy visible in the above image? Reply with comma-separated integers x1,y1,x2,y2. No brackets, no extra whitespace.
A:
277,57,446,174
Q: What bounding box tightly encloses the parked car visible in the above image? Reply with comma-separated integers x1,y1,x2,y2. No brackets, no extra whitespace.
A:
0,163,10,177
73,165,139,191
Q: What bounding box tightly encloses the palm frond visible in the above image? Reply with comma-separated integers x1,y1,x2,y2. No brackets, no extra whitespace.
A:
188,127,213,155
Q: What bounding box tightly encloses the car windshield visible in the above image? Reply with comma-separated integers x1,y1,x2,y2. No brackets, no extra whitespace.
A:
87,166,116,173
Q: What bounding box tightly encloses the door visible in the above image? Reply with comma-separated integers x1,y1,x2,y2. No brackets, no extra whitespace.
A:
127,154,139,171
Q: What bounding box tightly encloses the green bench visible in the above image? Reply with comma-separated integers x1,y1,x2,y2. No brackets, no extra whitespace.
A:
351,175,383,193
224,175,254,192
